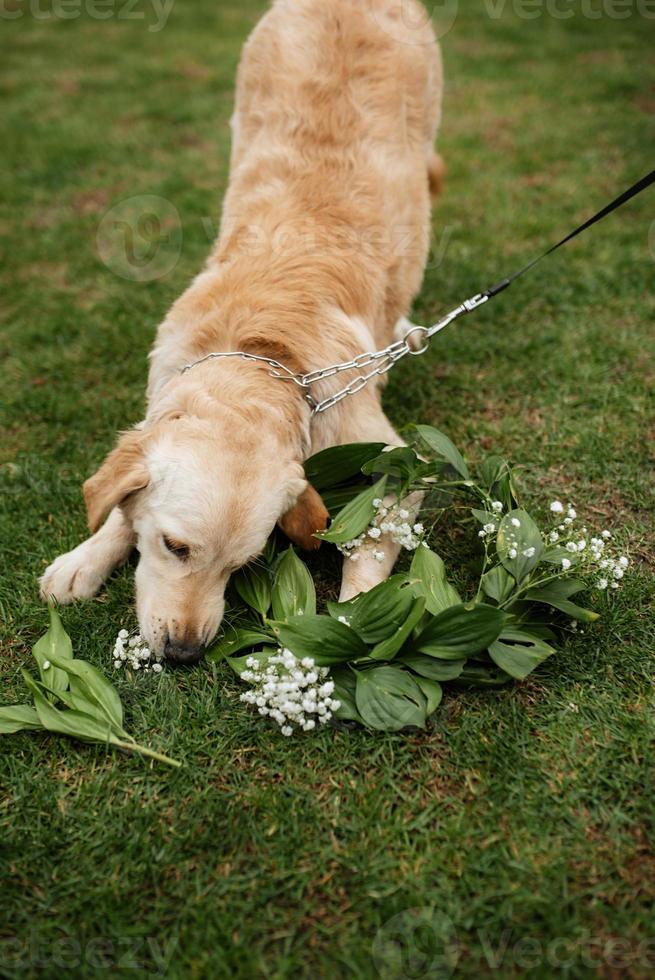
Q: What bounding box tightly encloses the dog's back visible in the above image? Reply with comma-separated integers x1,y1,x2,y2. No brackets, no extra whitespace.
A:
215,0,443,346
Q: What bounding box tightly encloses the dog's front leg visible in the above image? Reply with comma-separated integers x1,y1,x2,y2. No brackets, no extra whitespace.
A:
332,400,423,601
40,508,135,604
338,487,423,601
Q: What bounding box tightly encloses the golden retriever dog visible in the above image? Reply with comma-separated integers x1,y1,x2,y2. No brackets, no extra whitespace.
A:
40,0,443,663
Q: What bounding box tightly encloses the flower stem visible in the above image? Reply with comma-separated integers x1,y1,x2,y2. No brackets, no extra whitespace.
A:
111,738,182,768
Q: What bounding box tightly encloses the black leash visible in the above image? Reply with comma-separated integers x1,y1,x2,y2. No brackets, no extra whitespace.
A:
483,167,655,299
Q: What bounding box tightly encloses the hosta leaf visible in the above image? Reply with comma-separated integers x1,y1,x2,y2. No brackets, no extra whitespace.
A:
478,456,518,511
327,575,414,644
414,676,443,715
399,653,466,681
32,601,72,699
355,666,427,731
233,563,272,617
481,565,515,605
316,477,387,544
304,443,386,490
408,546,460,615
271,548,316,620
524,582,599,622
412,425,470,479
227,648,276,676
330,667,361,722
369,598,426,661
206,628,274,662
450,664,513,688
321,484,369,514
361,446,421,489
48,656,123,730
496,509,544,583
22,670,114,743
415,603,505,659
0,704,44,734
488,628,555,680
271,616,367,666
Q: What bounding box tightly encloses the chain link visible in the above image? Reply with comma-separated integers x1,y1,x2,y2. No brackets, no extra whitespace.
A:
179,291,491,415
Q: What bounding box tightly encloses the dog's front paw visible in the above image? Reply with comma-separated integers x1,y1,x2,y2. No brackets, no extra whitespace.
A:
39,544,105,604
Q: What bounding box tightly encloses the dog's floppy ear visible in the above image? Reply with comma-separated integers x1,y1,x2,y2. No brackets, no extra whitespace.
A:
279,483,330,551
83,429,149,533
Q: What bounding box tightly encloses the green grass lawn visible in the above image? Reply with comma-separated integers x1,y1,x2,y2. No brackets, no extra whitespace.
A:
2,1,655,976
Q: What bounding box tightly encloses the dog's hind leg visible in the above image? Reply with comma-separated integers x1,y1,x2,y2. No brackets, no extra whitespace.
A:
39,508,135,604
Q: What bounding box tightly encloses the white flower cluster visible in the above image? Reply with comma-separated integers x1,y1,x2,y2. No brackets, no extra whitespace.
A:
547,503,628,589
477,502,504,540
337,498,424,563
112,630,164,673
240,649,340,735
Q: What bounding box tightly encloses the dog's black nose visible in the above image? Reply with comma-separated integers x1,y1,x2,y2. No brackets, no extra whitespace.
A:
164,641,205,666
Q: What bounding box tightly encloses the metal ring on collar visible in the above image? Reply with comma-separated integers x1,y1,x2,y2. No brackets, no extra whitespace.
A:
403,325,430,356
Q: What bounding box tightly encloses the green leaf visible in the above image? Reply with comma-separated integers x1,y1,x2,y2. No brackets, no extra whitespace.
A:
414,676,443,715
321,484,369,514
304,443,386,490
524,582,599,622
541,546,580,566
450,664,513,688
206,628,274,662
48,656,124,730
0,704,44,734
481,565,515,604
227,648,276,676
478,456,518,511
271,547,316,620
355,666,427,731
398,653,466,681
361,446,421,490
415,603,505,659
330,667,361,722
271,616,368,666
32,601,72,699
369,598,426,661
408,546,460,615
496,509,544,583
327,575,414,644
316,477,387,544
488,628,555,680
22,670,114,743
472,508,498,525
233,563,272,617
412,425,469,479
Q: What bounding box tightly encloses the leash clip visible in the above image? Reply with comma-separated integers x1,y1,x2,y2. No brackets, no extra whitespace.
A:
462,292,490,312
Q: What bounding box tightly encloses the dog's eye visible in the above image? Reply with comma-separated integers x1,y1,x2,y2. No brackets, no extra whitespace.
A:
163,536,190,560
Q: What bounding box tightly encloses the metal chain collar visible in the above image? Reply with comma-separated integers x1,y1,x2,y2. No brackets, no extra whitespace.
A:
180,290,490,415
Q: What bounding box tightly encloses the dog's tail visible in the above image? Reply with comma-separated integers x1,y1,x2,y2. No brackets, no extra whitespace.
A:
428,152,446,202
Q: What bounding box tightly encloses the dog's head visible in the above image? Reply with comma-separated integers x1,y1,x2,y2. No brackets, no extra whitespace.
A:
83,413,328,662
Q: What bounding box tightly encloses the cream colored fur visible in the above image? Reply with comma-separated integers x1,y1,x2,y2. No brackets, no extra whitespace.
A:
40,0,443,658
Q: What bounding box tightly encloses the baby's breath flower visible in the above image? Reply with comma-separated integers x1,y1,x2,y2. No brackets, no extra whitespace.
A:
111,630,162,674
561,558,572,570
239,649,339,735
508,548,518,559
567,507,577,519
550,501,564,513
597,578,608,590
491,501,503,513
42,660,51,670
566,542,578,553
483,523,496,534
549,531,559,543
511,518,521,527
